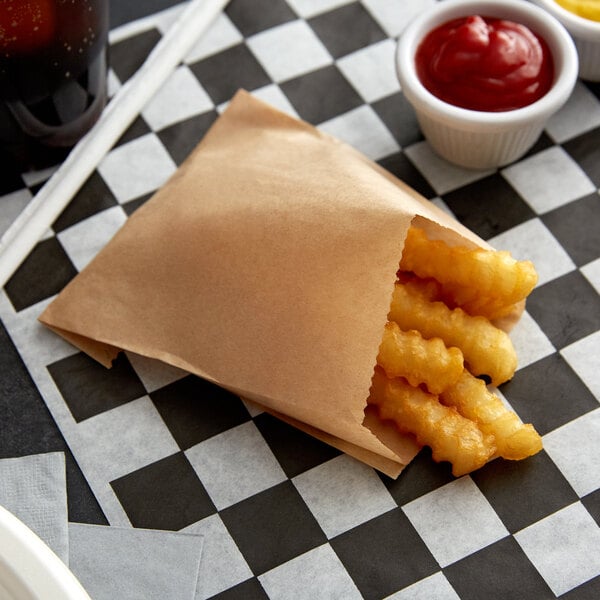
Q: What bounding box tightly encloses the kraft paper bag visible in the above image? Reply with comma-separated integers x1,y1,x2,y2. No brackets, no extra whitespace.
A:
40,90,520,478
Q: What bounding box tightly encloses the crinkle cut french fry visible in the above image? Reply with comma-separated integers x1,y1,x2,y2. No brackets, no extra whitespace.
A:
377,322,464,395
369,370,496,477
400,226,538,320
389,283,518,386
441,371,543,461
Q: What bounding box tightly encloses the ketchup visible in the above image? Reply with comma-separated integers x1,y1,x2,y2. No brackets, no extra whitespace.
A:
415,15,554,112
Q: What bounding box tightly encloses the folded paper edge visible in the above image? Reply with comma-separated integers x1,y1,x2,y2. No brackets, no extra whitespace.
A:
244,399,415,479
42,323,120,367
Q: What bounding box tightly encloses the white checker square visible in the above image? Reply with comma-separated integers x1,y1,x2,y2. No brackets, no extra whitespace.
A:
107,68,121,97
259,543,362,600
286,0,355,18
386,572,460,600
318,104,399,160
247,20,332,83
21,165,57,187
362,0,438,37
0,295,78,368
582,257,600,295
545,81,600,143
487,218,576,287
502,146,596,214
98,133,177,203
186,421,286,510
126,352,188,394
57,206,127,272
404,141,493,195
431,197,454,216
561,330,600,401
74,396,179,483
337,39,400,104
184,12,243,63
141,65,213,131
0,189,31,237
251,84,300,119
183,514,253,600
543,408,600,497
239,396,265,418
510,310,556,371
515,502,600,596
292,454,396,539
402,477,508,567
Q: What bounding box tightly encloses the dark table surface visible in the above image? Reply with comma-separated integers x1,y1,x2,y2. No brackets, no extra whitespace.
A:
1,1,599,599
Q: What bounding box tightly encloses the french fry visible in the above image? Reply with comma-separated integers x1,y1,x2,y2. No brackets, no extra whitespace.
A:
388,282,518,386
377,322,464,395
367,224,541,475
369,369,496,477
441,371,543,461
400,226,538,320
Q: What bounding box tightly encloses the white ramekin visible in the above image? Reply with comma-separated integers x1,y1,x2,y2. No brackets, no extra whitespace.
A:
532,0,600,81
395,0,579,170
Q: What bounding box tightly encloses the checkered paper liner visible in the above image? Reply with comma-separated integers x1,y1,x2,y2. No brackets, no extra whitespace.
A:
1,1,599,599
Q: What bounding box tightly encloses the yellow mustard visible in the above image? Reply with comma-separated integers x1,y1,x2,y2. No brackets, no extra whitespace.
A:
554,0,600,21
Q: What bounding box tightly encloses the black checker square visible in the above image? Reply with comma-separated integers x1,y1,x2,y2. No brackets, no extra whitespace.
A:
382,446,455,507
4,238,78,312
150,374,251,450
444,536,555,600
253,413,341,478
280,65,364,124
121,191,154,217
442,173,536,240
308,2,387,59
157,110,219,166
378,152,436,200
500,354,598,436
189,44,271,106
520,131,555,161
372,92,424,149
585,79,600,101
113,115,152,148
109,28,162,83
471,451,578,533
563,126,600,187
582,488,600,528
542,194,600,267
220,481,326,575
226,0,296,37
560,574,600,600
47,352,146,423
331,508,439,600
210,578,269,600
110,452,215,531
52,172,119,233
525,270,600,349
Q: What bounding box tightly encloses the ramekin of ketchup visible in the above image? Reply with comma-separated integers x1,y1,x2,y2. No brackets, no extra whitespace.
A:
533,0,600,81
396,0,578,169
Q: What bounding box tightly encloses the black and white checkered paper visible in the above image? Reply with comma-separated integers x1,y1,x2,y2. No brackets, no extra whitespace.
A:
1,1,599,598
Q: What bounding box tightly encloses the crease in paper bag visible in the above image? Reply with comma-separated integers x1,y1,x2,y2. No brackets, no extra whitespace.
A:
39,89,521,478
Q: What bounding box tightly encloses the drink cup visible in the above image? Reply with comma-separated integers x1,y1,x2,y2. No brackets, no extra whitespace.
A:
0,0,109,171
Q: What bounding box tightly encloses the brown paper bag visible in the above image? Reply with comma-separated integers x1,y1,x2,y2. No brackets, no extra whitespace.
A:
39,90,519,478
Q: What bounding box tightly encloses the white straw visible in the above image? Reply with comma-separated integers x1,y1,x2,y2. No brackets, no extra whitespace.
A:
0,0,230,288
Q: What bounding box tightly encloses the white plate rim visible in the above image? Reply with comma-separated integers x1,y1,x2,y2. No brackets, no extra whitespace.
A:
0,505,90,600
